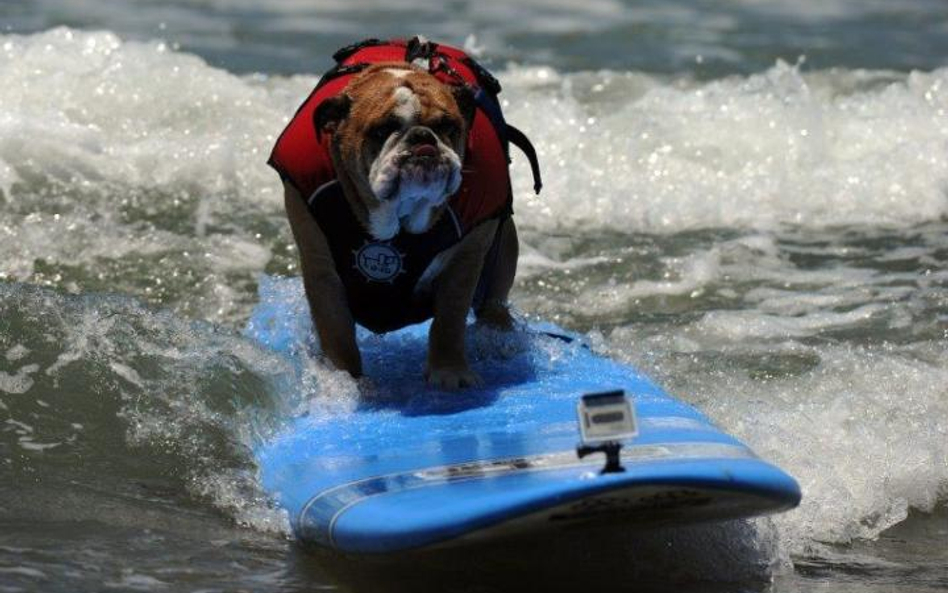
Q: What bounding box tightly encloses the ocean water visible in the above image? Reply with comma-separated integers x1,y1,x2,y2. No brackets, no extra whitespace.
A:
1,1,947,592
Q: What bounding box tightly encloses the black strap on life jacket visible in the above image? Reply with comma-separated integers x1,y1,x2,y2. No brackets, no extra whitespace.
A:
312,63,368,93
462,57,502,95
471,88,543,195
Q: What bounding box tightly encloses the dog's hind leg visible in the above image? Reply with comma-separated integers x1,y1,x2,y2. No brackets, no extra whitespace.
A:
473,215,518,330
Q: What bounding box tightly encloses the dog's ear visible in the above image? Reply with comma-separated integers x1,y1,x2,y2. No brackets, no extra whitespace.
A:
314,94,352,141
452,85,477,128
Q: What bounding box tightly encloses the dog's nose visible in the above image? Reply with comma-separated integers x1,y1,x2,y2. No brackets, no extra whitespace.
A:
406,126,438,147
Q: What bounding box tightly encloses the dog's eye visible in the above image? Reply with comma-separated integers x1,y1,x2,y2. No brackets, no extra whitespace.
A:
370,120,400,142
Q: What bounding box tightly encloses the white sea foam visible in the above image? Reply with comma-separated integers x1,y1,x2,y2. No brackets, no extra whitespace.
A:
0,363,39,395
0,28,314,321
104,572,170,591
695,303,889,340
718,342,948,549
503,62,948,232
0,566,48,579
5,345,29,362
606,322,948,554
517,241,611,277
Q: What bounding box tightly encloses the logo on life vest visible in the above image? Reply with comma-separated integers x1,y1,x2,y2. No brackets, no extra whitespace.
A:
353,241,406,283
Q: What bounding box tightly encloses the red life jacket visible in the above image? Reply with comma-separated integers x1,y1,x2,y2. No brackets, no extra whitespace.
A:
267,37,541,333
269,37,541,230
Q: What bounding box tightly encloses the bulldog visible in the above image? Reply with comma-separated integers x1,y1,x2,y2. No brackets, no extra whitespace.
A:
280,61,519,389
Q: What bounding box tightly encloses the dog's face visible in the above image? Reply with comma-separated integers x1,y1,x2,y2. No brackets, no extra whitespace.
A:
316,63,475,240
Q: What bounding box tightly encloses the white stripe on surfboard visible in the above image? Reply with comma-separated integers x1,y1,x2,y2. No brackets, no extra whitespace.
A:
295,440,756,548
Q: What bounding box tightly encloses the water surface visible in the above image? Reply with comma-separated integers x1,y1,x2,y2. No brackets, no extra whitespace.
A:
1,1,946,591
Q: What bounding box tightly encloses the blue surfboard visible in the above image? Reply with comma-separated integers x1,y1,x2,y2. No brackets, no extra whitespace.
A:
248,276,800,554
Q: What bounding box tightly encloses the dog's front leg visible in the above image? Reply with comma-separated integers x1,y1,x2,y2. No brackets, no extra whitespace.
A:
426,220,499,389
303,270,361,376
284,183,362,376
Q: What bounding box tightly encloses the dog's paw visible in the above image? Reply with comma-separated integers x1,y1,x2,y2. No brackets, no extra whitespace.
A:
475,302,515,330
425,366,483,390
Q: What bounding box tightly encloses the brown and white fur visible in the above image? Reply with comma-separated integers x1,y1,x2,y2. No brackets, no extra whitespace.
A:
284,62,518,389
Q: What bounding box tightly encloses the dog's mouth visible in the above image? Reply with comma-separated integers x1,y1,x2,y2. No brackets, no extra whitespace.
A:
401,143,444,168
411,143,439,159
395,145,454,189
